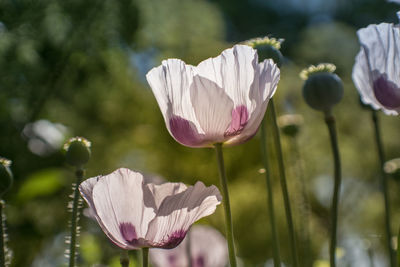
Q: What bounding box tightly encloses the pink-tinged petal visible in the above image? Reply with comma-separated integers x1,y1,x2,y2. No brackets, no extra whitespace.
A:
352,49,382,111
190,75,234,144
353,23,400,115
196,45,259,109
146,59,204,139
373,73,400,109
145,182,222,248
225,59,280,146
149,225,228,267
90,168,156,249
169,116,206,147
224,105,249,137
79,176,127,249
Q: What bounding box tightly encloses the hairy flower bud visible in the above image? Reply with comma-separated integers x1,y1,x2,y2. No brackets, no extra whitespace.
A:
300,63,343,114
244,37,284,67
64,137,91,167
0,158,13,198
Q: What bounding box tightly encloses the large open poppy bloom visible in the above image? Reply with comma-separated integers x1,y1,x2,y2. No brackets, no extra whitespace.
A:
146,44,280,147
352,22,400,115
150,225,228,267
79,168,221,249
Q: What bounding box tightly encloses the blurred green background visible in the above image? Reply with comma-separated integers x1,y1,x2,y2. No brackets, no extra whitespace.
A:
1,0,400,266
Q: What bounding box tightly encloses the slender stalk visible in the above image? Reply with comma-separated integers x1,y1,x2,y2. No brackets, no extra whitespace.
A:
260,118,281,267
324,113,341,267
142,247,149,267
120,250,129,267
269,99,299,267
0,201,5,267
68,168,84,267
214,143,237,267
290,137,312,267
186,230,192,267
371,110,395,267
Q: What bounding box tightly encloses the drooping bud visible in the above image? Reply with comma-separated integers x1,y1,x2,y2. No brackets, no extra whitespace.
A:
277,114,304,137
300,63,344,114
63,137,91,167
0,158,13,198
243,36,284,67
384,158,400,181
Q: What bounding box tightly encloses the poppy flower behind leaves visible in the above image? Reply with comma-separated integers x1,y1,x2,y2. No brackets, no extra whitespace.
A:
146,44,280,148
353,22,400,115
79,168,221,249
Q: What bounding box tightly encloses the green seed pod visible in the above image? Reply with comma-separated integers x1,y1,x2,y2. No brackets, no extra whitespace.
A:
0,158,13,198
277,114,304,137
64,137,91,167
243,36,284,67
300,64,344,113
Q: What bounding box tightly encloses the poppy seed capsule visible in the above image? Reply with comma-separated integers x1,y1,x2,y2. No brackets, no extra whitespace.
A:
0,158,13,197
244,37,284,67
64,137,91,167
301,64,343,113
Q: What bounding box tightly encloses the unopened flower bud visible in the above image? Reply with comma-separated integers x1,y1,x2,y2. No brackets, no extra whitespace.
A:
64,137,91,167
277,114,304,137
0,158,13,197
244,37,284,67
384,158,400,181
300,63,343,114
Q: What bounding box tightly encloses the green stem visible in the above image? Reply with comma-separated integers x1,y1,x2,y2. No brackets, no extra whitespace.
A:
371,110,395,267
69,168,84,267
186,230,192,267
260,118,281,267
290,137,312,267
142,247,149,267
214,143,237,267
120,250,129,267
324,113,341,267
0,201,5,267
269,99,299,267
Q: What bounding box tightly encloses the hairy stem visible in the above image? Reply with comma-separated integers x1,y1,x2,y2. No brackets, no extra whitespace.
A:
68,168,84,267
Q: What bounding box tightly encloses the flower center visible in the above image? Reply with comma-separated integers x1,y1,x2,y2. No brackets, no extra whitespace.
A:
162,229,187,249
224,105,249,137
119,222,139,245
373,74,400,109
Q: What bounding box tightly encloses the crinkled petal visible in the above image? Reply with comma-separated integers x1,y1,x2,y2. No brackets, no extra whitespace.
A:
146,59,206,144
79,176,127,249
89,168,156,249
353,23,400,115
145,182,222,248
225,59,280,145
145,182,188,210
189,75,234,146
196,45,258,110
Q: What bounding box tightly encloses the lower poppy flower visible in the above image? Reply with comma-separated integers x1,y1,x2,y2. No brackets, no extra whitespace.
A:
79,168,222,249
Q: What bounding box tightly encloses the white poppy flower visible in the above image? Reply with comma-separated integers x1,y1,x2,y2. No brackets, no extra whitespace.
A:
79,168,221,249
146,44,280,147
352,22,400,115
150,225,228,267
